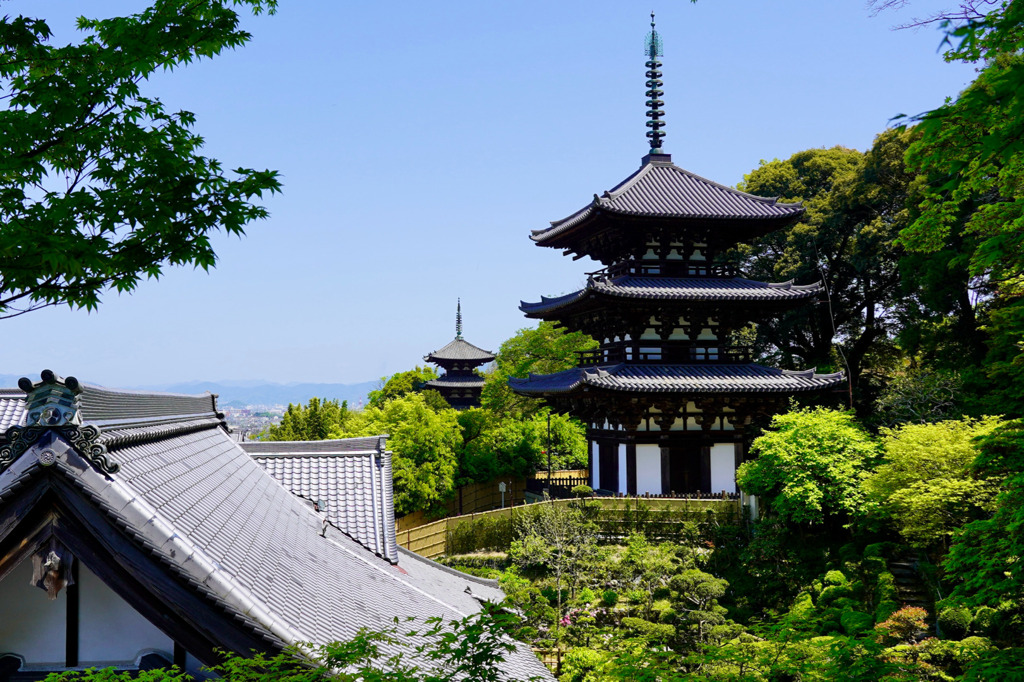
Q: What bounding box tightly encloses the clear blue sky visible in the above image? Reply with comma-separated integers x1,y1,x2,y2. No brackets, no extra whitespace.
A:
1,1,976,388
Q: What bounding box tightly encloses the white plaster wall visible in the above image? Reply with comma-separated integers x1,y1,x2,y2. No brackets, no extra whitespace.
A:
635,444,661,496
78,565,173,665
590,441,600,490
617,444,628,494
0,558,66,665
710,443,737,494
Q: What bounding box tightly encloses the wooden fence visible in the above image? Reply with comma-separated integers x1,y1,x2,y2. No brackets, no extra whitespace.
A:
396,496,743,560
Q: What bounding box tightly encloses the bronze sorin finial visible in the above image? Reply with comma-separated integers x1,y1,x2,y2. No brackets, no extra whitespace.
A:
456,299,463,340
645,13,666,152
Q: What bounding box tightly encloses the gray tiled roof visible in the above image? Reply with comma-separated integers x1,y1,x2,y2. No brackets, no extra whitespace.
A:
0,382,552,680
509,363,844,395
424,338,496,363
532,154,804,243
243,438,399,563
520,276,823,315
0,389,24,432
425,375,486,389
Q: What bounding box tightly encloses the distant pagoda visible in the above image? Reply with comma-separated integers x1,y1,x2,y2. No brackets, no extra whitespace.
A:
509,15,843,496
424,300,496,409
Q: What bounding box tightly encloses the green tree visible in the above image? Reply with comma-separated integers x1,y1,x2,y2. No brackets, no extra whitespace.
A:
0,1,280,318
894,2,1024,417
340,393,461,516
738,132,917,409
866,417,1002,548
736,407,879,526
510,501,599,640
366,366,439,409
482,322,597,419
944,419,1024,641
264,397,351,441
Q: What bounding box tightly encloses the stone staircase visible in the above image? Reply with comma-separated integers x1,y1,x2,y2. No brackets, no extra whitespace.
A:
888,549,936,637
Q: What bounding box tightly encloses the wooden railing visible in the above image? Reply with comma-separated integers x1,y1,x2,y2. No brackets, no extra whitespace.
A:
587,260,739,279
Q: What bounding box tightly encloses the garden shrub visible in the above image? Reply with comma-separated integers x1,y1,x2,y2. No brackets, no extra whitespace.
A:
875,572,899,604
571,484,593,498
875,600,901,624
953,636,994,667
445,513,514,554
940,606,972,640
972,606,998,636
560,647,606,682
577,587,596,605
823,570,848,587
621,617,676,641
876,606,929,644
817,583,853,607
600,590,619,608
863,555,887,577
840,610,874,635
658,607,679,624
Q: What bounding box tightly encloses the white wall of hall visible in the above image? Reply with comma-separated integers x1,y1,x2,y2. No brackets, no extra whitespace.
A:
0,558,174,667
0,559,66,665
710,443,736,494
635,444,661,495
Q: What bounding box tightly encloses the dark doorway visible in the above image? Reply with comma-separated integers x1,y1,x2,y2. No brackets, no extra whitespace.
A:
598,441,618,492
665,443,703,495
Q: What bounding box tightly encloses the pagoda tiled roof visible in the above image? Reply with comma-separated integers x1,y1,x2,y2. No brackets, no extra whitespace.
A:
424,337,496,363
532,154,804,244
520,276,823,315
425,375,486,389
508,363,844,395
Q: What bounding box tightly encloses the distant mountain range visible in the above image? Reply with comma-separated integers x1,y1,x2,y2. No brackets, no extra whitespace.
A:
0,373,377,409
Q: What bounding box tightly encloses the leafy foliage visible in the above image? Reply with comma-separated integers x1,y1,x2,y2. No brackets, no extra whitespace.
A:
737,407,879,525
0,1,281,318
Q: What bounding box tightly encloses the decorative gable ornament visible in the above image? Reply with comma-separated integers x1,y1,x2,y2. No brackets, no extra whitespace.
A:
0,370,119,475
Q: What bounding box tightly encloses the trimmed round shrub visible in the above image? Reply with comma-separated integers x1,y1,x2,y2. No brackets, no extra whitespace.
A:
621,617,676,641
875,600,901,624
817,584,853,608
658,607,679,624
840,610,874,635
600,589,619,607
823,570,848,587
972,606,998,636
953,636,994,666
571,484,594,498
939,606,972,640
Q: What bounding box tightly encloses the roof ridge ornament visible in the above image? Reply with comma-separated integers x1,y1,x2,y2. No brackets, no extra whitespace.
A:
0,370,119,476
645,11,666,153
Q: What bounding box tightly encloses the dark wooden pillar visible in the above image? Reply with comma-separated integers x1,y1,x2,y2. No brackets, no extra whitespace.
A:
660,446,671,496
700,445,712,494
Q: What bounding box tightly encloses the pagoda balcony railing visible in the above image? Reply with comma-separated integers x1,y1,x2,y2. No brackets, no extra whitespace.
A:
588,260,739,279
577,345,753,366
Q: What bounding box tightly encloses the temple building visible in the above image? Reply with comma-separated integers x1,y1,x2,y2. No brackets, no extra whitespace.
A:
0,371,550,681
509,16,843,497
423,301,495,409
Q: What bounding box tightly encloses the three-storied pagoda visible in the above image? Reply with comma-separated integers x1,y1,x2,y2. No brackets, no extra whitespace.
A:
424,301,496,409
510,15,843,496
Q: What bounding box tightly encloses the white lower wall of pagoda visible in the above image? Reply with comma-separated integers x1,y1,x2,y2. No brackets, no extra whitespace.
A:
617,444,628,495
635,444,661,495
710,443,736,494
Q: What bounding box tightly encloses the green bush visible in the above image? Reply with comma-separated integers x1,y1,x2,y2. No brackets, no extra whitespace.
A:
953,636,994,666
839,543,860,565
940,606,972,640
445,513,514,554
577,587,596,605
841,610,875,635
972,606,998,636
571,484,593,498
875,572,899,604
601,589,619,607
823,570,848,587
658,607,679,624
560,647,606,682
864,542,894,559
875,600,901,624
863,556,887,577
621,617,676,641
817,584,853,607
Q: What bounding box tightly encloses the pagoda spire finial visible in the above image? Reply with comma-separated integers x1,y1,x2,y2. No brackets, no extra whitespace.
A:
456,299,463,339
645,11,666,153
